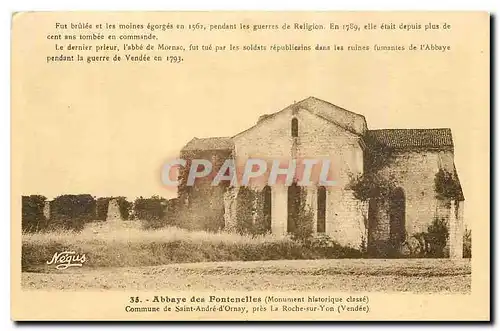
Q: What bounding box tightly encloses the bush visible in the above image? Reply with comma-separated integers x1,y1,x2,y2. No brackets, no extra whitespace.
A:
49,194,96,231
235,187,255,234
434,169,462,200
233,187,271,236
368,239,400,258
306,233,363,258
96,197,111,221
118,197,132,220
46,217,87,232
426,217,449,257
22,195,47,232
290,208,314,242
135,195,168,229
288,185,315,242
347,173,396,201
410,217,449,258
463,229,472,258
21,227,363,271
176,210,224,232
364,138,395,172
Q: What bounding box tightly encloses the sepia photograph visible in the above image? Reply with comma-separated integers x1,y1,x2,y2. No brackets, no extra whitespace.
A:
21,96,471,293
11,11,489,321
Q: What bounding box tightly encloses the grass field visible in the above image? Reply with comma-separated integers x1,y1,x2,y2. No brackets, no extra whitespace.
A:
22,221,361,271
22,221,471,293
22,258,471,292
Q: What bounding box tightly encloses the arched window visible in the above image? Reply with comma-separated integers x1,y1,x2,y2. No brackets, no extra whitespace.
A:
317,186,326,232
291,118,298,137
389,187,406,248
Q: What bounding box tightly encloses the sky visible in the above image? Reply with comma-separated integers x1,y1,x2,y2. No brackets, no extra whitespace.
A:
12,12,489,228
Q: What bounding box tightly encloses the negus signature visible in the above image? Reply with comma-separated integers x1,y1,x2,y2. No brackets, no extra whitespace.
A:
46,251,87,270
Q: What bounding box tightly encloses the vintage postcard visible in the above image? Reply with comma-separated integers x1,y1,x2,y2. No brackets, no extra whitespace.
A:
11,11,490,321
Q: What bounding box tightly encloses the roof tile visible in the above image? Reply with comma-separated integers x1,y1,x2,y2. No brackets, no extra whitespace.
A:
367,129,453,150
182,137,234,151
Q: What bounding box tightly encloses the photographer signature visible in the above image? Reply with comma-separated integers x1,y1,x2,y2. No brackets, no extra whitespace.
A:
46,251,86,270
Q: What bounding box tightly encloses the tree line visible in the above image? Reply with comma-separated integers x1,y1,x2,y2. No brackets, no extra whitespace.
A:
21,194,178,232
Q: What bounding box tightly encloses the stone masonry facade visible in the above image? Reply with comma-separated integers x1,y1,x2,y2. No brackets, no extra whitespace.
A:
179,97,465,258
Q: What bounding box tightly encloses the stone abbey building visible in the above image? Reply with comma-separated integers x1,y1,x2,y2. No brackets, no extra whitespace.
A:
179,97,465,258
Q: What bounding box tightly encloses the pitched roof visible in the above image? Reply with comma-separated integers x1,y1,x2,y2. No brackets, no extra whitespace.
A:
233,96,368,138
181,137,234,151
296,97,367,136
366,128,454,150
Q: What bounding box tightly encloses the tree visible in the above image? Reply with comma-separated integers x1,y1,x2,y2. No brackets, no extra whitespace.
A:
22,195,47,232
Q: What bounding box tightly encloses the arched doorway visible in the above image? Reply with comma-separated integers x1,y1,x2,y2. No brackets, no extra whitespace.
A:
287,183,301,233
389,187,406,249
317,186,326,233
263,185,272,232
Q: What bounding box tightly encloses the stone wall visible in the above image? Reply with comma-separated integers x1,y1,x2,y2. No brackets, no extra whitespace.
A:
178,149,232,231
372,150,449,235
233,106,367,247
449,199,465,259
180,106,464,256
43,201,51,220
368,149,464,257
106,198,122,222
326,188,368,248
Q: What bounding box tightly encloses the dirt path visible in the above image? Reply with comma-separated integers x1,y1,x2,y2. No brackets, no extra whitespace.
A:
22,258,471,293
